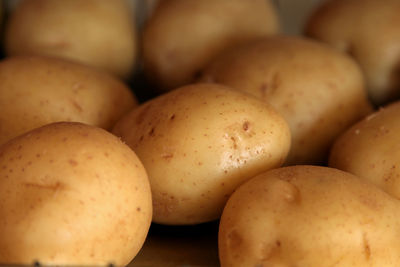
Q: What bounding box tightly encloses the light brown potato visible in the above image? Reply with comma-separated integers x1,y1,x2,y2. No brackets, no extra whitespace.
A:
0,122,152,266
5,0,138,79
142,0,280,91
305,0,400,106
219,165,400,267
201,36,373,165
329,101,400,199
0,56,137,146
113,83,291,225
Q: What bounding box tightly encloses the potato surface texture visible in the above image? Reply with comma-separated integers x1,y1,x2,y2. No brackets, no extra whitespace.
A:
0,122,152,266
142,0,279,91
201,36,372,165
0,56,136,146
219,165,400,267
329,101,400,199
305,0,400,106
113,83,290,225
5,0,138,79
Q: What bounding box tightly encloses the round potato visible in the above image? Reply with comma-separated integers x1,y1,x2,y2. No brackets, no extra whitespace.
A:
219,165,400,267
201,36,373,165
329,101,400,199
113,83,291,225
0,122,152,266
305,0,400,106
0,56,137,146
142,0,280,91
5,0,138,79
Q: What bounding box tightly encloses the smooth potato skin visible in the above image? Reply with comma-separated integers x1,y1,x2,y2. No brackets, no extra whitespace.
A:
0,56,136,146
219,166,400,267
0,122,152,266
113,83,290,225
142,0,279,91
5,0,137,79
201,36,373,165
305,0,400,106
329,101,400,199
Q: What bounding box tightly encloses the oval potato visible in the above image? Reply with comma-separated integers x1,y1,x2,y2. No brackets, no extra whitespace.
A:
329,101,400,199
5,0,138,79
219,165,400,267
0,56,136,146
113,83,291,225
201,36,373,165
142,0,280,91
0,122,152,266
305,0,400,106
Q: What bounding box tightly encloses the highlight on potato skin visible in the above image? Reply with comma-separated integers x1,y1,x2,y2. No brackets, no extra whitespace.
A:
219,165,400,267
113,83,291,225
0,122,152,266
329,101,400,200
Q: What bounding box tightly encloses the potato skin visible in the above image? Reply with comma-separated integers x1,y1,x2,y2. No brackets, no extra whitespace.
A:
0,56,137,146
142,0,279,91
201,36,373,165
305,0,400,106
219,165,400,267
329,101,400,199
0,122,152,266
113,83,290,225
5,0,137,79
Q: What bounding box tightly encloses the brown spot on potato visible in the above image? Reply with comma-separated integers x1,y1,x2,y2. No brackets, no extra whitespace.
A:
231,137,238,149
137,207,141,212
243,121,250,131
69,159,78,166
71,100,83,112
170,114,176,120
227,230,243,250
148,127,155,136
363,233,371,260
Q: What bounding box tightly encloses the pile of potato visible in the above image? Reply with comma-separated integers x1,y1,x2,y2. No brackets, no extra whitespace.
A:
1,0,400,266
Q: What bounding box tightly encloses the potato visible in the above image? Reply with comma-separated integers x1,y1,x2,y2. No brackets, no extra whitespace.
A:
305,0,400,106
0,122,152,266
200,36,373,165
219,165,400,267
329,101,400,199
5,0,138,79
0,56,137,146
142,0,279,91
113,83,291,225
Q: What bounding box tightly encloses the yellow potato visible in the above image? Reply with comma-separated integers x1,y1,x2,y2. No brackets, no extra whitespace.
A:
329,101,400,199
305,0,400,106
0,56,137,146
0,122,152,266
113,83,290,225
219,165,400,267
5,0,138,79
142,0,279,91
201,36,373,165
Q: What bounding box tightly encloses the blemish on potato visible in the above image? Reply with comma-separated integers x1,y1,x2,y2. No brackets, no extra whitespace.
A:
69,159,78,166
227,230,243,250
363,232,371,260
